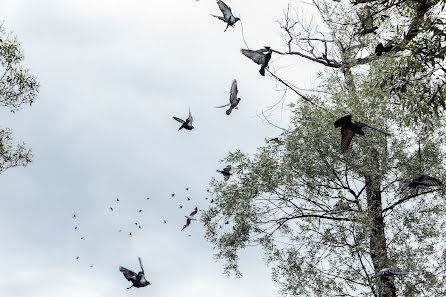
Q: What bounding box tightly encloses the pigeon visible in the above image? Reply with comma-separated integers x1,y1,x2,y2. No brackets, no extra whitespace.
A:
187,197,191,201
74,227,77,230
173,108,194,130
117,198,119,202
76,256,79,260
215,79,241,115
182,207,198,230
217,165,232,181
179,205,183,209
129,232,132,236
334,115,390,152
401,174,442,193
268,137,283,144
73,214,76,218
358,5,378,35
138,209,142,213
171,193,175,197
186,187,189,191
375,39,396,56
110,207,113,211
211,199,214,203
371,267,408,280
119,257,151,289
211,0,240,32
163,220,167,224
241,47,284,76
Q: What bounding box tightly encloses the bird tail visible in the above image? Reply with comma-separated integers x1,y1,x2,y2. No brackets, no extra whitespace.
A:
178,125,184,131
226,107,232,115
401,180,412,192
224,22,230,32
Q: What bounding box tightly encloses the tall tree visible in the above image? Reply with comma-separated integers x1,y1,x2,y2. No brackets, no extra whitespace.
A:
203,1,446,297
0,23,39,174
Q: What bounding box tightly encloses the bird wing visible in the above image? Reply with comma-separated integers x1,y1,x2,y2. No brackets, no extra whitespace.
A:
389,267,408,276
217,0,233,20
187,108,193,125
401,179,412,192
418,175,443,187
120,266,137,281
230,79,238,104
138,257,145,275
210,14,225,21
340,126,355,152
182,218,191,230
190,207,198,217
334,115,352,128
215,103,231,108
173,117,185,124
269,48,285,55
241,49,265,65
355,121,391,136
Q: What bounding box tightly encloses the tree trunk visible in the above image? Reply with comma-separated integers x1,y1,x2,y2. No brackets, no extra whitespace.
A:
365,176,396,297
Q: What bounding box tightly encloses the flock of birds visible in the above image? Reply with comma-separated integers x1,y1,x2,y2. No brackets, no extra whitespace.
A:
74,0,442,290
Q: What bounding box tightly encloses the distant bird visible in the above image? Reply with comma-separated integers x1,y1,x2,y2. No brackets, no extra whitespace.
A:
206,189,210,192
217,165,232,181
163,220,167,224
129,232,132,236
171,193,175,197
138,226,141,229
146,197,150,200
186,187,189,191
358,5,378,35
110,207,113,211
205,197,208,200
90,265,93,268
215,79,241,115
334,115,390,152
187,197,191,201
211,0,240,32
117,198,119,202
268,137,283,144
73,214,76,218
211,199,214,203
241,47,284,76
119,257,150,289
80,237,84,240
74,227,77,230
138,209,142,213
119,229,122,232
375,39,396,56
401,174,442,193
76,256,79,260
182,207,198,230
371,267,408,280
173,108,194,130
225,221,229,224
135,222,138,225
179,205,183,209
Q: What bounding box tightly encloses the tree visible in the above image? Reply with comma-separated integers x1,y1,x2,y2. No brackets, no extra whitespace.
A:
203,1,446,297
0,23,39,174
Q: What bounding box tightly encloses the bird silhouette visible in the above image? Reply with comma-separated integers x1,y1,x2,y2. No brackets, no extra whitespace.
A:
74,227,77,230
401,174,442,193
186,187,189,191
358,5,378,35
173,108,194,130
171,193,175,197
73,214,76,218
217,165,232,181
187,197,191,201
163,220,167,224
241,47,284,76
371,267,408,280
119,257,150,289
110,207,113,211
375,39,396,56
211,0,240,32
334,115,390,152
117,198,119,202
138,209,142,213
182,207,198,230
215,79,241,115
179,205,183,209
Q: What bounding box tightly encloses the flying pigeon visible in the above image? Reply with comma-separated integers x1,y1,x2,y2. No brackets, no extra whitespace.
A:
179,205,183,209
138,209,142,213
215,79,241,115
182,207,198,230
76,256,79,260
401,174,442,193
73,214,76,218
117,198,119,202
371,267,408,280
358,5,378,35
173,108,194,130
217,165,232,181
375,39,396,56
171,193,175,197
241,47,284,76
74,227,77,230
163,220,167,224
334,115,390,152
110,207,113,211
211,0,240,32
119,257,151,289
187,197,190,201
186,187,189,191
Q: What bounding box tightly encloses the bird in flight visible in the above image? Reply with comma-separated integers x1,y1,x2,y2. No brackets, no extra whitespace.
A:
241,47,284,76
401,174,442,194
182,207,198,230
211,0,240,32
215,79,241,115
173,108,194,130
334,114,390,152
217,165,232,181
371,267,408,280
119,257,151,289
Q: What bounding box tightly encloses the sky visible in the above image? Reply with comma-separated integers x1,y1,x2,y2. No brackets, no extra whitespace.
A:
0,1,320,296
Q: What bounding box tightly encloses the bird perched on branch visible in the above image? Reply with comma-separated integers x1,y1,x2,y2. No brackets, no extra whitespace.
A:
241,47,284,76
215,79,240,115
211,0,240,32
371,267,408,280
334,114,390,152
375,38,396,56
119,257,150,289
182,207,198,230
401,174,442,193
358,5,378,35
173,108,194,130
217,165,232,181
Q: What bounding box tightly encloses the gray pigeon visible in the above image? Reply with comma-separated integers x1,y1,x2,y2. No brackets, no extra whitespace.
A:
401,174,442,193
371,267,408,280
119,257,150,289
334,114,390,152
182,207,198,230
241,47,284,76
217,165,232,181
173,108,194,130
215,79,240,115
358,5,378,35
211,0,240,32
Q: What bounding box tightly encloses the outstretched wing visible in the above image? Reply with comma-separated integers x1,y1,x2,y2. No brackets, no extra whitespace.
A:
230,79,238,104
417,175,442,187
340,126,355,152
334,115,352,128
173,117,185,124
138,257,144,275
356,121,391,136
241,49,265,65
215,103,231,108
189,207,198,217
217,0,233,20
401,179,413,192
182,218,191,230
187,108,193,124
269,48,285,55
120,266,137,281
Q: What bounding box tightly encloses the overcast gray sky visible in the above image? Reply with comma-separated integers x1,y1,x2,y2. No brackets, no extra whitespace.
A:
0,1,320,296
